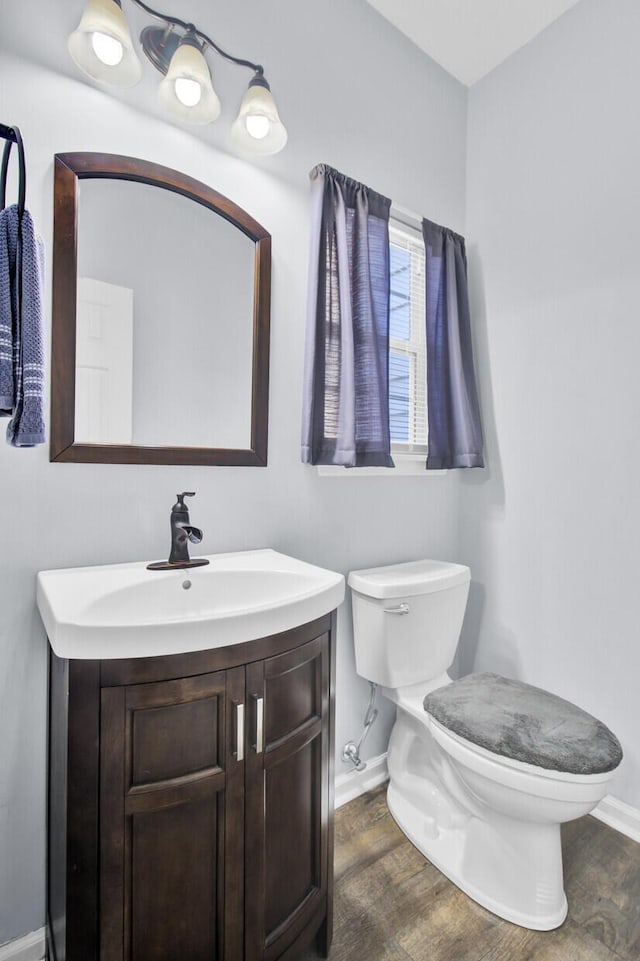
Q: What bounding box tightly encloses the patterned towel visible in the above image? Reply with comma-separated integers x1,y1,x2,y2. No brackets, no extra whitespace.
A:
0,204,45,446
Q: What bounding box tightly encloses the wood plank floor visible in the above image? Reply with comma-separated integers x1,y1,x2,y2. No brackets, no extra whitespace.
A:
303,784,640,961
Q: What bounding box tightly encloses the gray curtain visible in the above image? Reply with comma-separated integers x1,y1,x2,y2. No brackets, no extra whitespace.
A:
301,165,393,466
423,218,484,469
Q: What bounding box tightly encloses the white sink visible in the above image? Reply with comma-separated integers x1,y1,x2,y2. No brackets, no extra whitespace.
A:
37,549,345,659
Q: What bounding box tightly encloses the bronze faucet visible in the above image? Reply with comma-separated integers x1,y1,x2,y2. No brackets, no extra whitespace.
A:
147,492,210,570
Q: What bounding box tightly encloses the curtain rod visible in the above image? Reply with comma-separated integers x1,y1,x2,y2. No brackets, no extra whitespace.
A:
390,202,423,233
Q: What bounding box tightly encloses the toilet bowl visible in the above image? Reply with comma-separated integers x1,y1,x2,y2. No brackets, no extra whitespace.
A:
348,560,622,930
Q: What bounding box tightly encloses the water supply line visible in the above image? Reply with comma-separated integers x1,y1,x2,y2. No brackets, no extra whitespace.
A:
342,682,378,771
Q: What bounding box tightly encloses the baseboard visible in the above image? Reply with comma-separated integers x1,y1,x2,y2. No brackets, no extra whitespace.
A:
0,928,45,961
592,794,640,843
335,752,389,808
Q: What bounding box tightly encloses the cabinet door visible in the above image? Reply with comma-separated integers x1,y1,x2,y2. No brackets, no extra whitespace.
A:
245,634,330,961
99,667,245,961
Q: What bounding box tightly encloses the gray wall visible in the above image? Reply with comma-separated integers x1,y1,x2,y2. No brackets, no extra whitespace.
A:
461,0,640,805
0,0,466,942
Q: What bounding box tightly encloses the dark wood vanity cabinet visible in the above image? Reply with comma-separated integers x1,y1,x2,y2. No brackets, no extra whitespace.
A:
98,666,245,961
48,614,336,961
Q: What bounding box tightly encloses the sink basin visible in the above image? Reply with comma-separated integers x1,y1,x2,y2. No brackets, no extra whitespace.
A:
37,549,345,659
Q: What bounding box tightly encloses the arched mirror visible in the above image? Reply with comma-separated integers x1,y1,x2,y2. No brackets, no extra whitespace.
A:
51,152,271,465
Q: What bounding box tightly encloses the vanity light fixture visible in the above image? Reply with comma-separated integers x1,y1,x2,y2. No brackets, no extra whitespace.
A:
68,0,288,154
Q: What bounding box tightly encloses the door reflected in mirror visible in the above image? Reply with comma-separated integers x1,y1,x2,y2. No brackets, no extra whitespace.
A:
51,153,271,466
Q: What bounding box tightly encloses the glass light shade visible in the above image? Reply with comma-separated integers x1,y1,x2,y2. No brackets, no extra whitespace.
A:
91,32,124,66
68,0,142,87
231,83,288,156
158,41,221,125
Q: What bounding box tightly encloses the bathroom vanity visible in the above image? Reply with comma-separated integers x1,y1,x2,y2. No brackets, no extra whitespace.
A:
40,551,344,961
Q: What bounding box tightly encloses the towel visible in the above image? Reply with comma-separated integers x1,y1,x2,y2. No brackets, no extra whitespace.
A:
0,203,45,446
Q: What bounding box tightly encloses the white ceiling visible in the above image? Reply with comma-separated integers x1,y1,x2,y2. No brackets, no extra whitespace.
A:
365,0,582,86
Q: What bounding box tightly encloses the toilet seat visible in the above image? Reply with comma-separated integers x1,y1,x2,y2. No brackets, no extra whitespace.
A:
423,672,622,776
427,714,612,806
393,684,612,802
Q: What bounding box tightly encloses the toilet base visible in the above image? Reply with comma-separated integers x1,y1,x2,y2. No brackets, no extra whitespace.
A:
385,707,573,930
387,782,568,930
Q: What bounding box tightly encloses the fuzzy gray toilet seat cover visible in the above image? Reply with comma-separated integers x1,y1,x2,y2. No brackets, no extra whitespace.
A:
423,672,623,775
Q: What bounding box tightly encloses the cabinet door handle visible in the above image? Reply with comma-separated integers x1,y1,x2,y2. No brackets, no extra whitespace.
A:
253,695,264,754
235,702,245,762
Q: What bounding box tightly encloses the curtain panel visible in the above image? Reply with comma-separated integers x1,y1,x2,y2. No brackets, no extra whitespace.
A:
423,218,484,470
301,164,393,467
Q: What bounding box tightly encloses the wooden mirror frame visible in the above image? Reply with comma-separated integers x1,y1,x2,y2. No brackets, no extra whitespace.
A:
51,152,271,465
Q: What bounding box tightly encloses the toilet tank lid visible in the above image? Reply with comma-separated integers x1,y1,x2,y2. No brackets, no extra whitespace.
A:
348,559,470,599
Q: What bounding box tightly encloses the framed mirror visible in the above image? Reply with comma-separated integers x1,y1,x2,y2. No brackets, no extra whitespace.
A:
51,152,271,465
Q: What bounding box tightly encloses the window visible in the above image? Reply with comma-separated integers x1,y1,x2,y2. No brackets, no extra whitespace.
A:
306,166,482,475
388,219,427,456
316,213,444,476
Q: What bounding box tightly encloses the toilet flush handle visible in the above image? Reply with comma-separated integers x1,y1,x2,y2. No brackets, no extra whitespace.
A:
383,603,410,615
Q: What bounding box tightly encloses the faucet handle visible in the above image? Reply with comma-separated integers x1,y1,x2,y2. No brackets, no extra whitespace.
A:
176,491,196,507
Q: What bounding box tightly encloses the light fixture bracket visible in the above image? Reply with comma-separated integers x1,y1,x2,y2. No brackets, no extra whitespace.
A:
139,25,180,75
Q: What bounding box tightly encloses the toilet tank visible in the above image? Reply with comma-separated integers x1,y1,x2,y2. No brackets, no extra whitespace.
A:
348,560,471,689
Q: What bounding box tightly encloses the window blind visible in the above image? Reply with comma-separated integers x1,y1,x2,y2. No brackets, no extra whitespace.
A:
389,221,427,454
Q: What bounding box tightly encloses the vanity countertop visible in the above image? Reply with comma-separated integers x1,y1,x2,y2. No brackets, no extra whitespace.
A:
37,548,345,659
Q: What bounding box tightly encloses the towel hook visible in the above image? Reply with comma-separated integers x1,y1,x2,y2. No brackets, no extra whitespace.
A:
0,124,26,219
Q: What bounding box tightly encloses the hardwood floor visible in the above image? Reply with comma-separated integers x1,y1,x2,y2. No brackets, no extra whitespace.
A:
303,784,640,961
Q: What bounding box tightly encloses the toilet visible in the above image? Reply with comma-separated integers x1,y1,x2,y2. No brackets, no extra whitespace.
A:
348,559,622,931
